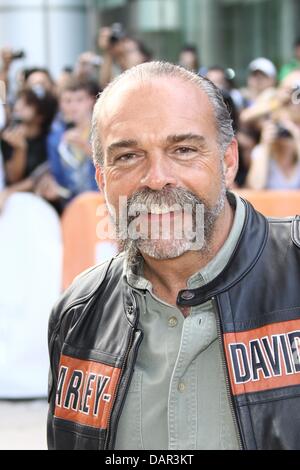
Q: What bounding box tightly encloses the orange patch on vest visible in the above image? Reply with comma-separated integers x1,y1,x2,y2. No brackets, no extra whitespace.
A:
54,355,121,428
224,319,300,395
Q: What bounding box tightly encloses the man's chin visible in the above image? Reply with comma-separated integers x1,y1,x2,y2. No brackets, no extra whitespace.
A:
136,239,196,260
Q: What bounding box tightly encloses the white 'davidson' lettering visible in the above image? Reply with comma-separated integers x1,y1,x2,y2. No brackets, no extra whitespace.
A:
229,330,300,384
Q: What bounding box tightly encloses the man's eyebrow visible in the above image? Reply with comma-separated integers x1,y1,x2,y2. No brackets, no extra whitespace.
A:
166,133,206,145
107,139,139,155
106,134,206,158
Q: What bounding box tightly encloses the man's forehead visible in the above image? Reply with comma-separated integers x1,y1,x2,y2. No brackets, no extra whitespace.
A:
109,75,206,99
98,76,212,126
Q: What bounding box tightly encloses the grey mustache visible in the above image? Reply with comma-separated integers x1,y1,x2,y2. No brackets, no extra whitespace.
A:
126,187,203,217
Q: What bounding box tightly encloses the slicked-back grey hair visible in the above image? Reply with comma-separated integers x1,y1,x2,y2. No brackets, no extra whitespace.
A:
91,61,234,166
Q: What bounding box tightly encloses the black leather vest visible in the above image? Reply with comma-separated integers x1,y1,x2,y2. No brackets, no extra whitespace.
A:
48,199,300,449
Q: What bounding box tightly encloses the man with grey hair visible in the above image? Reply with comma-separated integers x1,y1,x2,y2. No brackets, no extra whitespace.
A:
48,62,300,450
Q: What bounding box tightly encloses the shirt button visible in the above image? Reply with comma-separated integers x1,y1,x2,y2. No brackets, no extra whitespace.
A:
178,382,186,392
180,290,195,301
168,316,178,328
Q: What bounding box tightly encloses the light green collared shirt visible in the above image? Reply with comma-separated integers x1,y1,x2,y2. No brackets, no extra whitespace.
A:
115,193,245,450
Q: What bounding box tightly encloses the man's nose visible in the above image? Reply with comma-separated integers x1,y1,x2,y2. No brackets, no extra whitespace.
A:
140,154,177,191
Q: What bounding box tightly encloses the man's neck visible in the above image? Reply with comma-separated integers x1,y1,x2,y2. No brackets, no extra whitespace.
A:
142,199,235,307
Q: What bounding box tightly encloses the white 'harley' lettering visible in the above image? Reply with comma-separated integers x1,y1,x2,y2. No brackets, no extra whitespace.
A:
56,367,111,417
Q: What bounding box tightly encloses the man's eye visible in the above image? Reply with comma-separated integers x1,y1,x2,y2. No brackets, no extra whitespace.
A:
116,153,137,163
175,147,196,154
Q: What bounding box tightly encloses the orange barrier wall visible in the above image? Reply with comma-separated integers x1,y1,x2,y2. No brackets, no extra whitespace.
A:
61,192,117,290
235,190,300,217
62,190,300,290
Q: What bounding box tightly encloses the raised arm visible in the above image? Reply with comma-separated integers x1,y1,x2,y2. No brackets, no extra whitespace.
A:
246,121,277,190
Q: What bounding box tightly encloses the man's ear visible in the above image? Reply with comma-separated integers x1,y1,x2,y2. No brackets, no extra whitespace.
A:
95,165,105,191
223,138,239,189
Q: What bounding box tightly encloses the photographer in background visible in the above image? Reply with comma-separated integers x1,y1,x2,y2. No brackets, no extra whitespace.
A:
0,48,28,110
74,52,102,82
24,67,56,95
239,58,278,129
0,48,25,90
0,88,57,211
37,79,100,209
178,44,199,73
246,117,300,190
98,24,152,88
240,57,277,110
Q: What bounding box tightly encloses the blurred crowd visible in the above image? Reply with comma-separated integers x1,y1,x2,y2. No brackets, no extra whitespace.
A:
1,26,300,218
1,26,300,408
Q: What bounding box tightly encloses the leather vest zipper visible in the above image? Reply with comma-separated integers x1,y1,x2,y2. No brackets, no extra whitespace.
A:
212,296,244,450
104,293,143,450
